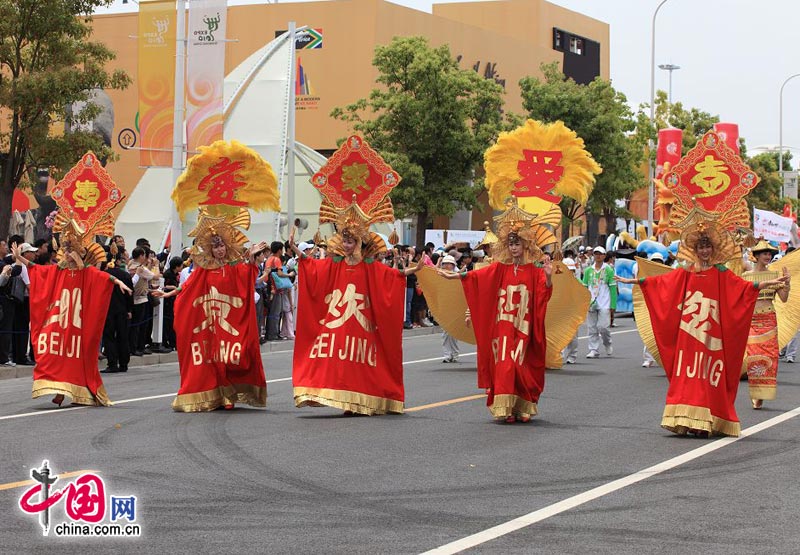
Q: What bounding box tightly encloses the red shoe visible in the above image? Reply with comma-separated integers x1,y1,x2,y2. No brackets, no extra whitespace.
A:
224,403,234,410
519,415,531,423
52,394,65,407
505,415,516,424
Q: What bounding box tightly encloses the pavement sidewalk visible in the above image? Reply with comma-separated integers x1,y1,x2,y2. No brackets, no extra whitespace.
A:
0,325,444,381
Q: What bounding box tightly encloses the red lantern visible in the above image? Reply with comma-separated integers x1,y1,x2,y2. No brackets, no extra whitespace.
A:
656,128,683,179
713,122,739,154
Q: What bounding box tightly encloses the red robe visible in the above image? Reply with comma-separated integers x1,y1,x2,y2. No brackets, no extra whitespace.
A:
462,263,552,418
29,265,114,405
293,257,406,415
640,266,758,436
172,263,266,411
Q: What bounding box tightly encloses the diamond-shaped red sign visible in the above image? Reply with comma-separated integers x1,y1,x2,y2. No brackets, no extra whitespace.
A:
50,152,124,232
311,136,400,213
663,131,758,215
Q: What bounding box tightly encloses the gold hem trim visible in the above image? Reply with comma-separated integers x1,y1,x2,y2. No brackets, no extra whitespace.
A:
293,387,404,415
661,403,740,437
32,379,111,406
489,393,538,419
748,386,777,400
172,383,267,412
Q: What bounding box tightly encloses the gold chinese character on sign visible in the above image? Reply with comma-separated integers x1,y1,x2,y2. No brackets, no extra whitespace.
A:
73,180,101,210
321,283,375,332
678,290,722,350
691,155,731,198
341,163,371,194
496,284,530,335
192,286,244,336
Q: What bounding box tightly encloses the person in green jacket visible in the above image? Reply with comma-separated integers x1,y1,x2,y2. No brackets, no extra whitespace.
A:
582,246,617,358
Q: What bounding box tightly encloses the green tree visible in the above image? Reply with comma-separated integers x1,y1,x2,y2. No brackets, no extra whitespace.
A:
0,0,130,240
519,62,645,239
746,151,794,213
331,36,504,246
633,90,720,159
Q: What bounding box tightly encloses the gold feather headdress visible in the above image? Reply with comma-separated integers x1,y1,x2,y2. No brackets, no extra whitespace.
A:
189,207,251,269
51,210,108,268
320,195,396,259
492,199,561,264
484,119,602,213
674,207,738,267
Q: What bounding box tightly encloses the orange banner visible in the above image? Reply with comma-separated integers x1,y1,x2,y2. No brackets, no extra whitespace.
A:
138,0,176,166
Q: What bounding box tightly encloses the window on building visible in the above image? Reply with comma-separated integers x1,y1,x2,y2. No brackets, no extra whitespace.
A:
569,37,584,55
553,29,563,51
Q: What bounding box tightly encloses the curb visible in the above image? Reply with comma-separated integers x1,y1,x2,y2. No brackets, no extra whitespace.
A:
1,325,444,382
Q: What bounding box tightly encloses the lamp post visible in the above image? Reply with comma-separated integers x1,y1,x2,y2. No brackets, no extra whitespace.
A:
648,0,670,238
658,63,680,104
779,73,800,182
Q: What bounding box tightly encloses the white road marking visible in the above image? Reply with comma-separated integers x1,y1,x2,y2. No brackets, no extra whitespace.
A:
419,405,800,555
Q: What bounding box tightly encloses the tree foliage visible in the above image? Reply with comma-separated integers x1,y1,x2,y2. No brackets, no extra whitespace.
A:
331,36,505,246
633,90,720,157
519,62,645,232
0,0,131,239
746,151,794,213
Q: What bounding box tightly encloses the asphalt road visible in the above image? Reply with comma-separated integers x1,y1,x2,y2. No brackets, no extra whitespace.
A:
1,317,799,554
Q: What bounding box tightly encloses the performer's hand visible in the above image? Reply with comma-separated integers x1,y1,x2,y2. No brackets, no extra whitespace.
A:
116,279,133,296
465,314,472,328
437,269,459,280
151,289,167,298
250,241,267,257
614,275,635,284
783,266,791,285
542,257,552,277
10,242,22,262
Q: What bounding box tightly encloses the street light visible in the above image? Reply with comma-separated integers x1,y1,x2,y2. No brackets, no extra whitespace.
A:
779,73,800,181
648,0,670,238
658,63,680,104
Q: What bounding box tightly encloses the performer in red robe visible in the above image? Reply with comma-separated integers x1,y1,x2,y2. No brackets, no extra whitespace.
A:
440,203,552,423
289,199,422,415
12,224,132,407
156,210,269,412
619,217,787,436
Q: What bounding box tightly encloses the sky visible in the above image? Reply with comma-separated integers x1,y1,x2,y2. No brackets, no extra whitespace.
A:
102,0,800,168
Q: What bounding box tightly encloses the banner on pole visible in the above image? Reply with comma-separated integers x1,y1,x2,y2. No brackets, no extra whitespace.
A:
138,0,177,167
753,207,793,243
187,0,227,154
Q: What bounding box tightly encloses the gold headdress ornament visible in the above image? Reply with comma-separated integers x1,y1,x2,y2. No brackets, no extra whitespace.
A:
311,136,401,260
674,206,738,266
51,210,108,268
172,140,280,220
484,119,602,214
188,207,251,269
319,195,396,259
492,198,561,264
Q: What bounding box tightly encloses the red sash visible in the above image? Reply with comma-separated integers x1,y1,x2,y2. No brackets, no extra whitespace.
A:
29,265,113,405
172,264,266,411
293,257,406,414
641,266,757,435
